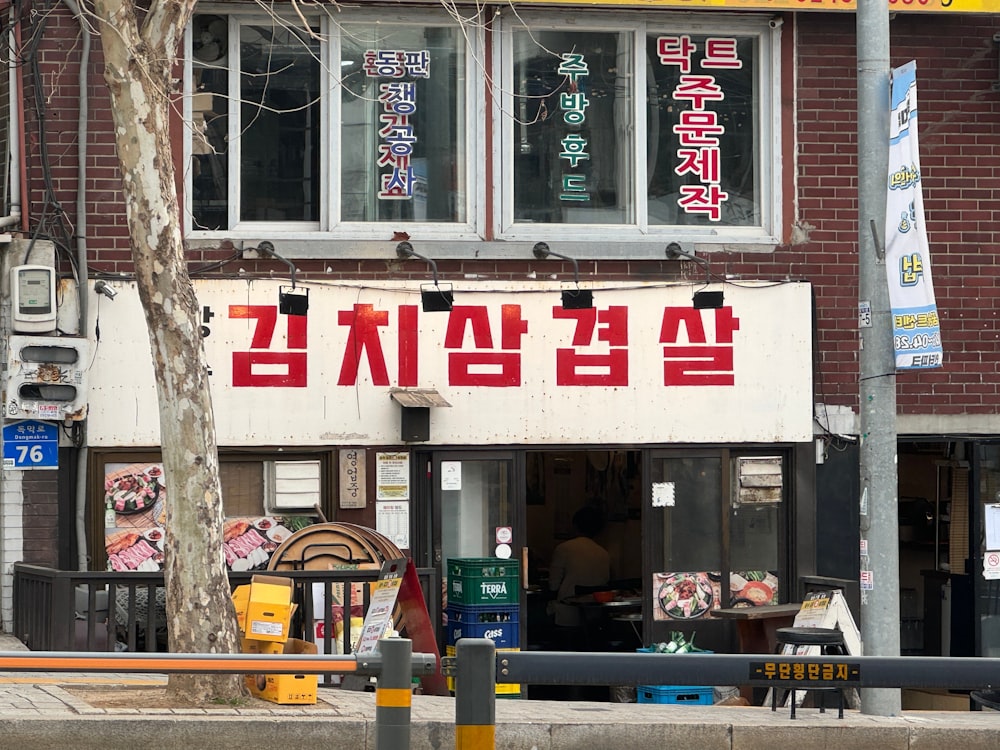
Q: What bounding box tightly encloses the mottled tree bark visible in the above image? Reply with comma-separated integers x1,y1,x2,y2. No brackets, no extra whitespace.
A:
91,0,245,702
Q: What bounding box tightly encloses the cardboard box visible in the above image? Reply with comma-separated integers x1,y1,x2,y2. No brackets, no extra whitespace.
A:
232,584,251,633
902,688,971,711
245,574,294,642
244,637,318,705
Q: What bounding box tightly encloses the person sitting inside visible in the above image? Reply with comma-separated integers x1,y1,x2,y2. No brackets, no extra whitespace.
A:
548,506,611,645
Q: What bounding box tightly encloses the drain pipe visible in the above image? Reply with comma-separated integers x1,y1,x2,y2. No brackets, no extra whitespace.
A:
61,0,91,571
1,1,21,230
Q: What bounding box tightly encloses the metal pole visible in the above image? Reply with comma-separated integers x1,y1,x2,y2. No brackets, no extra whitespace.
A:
857,0,901,717
375,637,412,750
455,638,496,750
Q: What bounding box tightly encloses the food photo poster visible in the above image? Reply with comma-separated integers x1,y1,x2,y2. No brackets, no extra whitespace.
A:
103,461,311,572
652,570,780,620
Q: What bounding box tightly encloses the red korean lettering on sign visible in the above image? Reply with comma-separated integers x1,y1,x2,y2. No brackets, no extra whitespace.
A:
337,304,420,387
230,305,308,387
552,306,629,386
659,306,740,386
660,35,741,223
656,34,696,73
445,305,528,387
702,38,743,69
672,74,725,110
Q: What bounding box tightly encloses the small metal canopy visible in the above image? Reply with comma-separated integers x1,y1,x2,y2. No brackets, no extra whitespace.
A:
389,388,452,442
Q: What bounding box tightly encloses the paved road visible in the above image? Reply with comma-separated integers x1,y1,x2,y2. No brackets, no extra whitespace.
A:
0,633,997,749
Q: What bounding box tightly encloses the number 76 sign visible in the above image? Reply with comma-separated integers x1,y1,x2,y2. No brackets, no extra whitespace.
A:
2,420,58,470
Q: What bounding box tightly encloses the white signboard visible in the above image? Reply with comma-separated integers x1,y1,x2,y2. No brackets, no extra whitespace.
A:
376,501,409,549
85,280,813,446
440,461,462,491
355,571,405,655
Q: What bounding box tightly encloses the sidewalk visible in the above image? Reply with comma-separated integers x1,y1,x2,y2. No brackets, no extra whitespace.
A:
0,632,997,749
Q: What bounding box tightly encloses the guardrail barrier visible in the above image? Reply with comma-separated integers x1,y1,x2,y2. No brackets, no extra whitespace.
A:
449,638,1000,750
0,637,434,750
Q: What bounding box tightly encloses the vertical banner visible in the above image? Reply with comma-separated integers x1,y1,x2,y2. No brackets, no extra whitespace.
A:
886,61,943,370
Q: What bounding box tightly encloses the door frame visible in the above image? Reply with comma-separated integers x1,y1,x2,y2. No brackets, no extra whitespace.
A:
411,449,526,647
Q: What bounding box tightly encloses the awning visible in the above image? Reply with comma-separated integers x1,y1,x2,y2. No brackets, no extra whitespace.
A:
389,388,452,409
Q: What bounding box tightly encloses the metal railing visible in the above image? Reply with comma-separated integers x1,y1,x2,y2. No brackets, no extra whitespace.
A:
0,637,430,750
448,639,1000,749
13,563,441,661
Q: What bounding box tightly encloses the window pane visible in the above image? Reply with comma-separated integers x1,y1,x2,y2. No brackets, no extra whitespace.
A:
654,456,722,571
441,460,511,562
220,461,265,517
512,31,633,225
191,14,230,231
340,25,466,222
646,33,759,226
240,23,321,222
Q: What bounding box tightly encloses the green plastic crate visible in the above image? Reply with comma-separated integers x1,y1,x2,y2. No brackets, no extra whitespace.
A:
447,558,520,606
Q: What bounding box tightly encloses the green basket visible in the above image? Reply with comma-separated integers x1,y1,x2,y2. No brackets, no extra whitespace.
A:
447,558,520,606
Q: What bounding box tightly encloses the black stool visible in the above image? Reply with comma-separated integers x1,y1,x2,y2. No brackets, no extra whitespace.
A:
772,627,846,719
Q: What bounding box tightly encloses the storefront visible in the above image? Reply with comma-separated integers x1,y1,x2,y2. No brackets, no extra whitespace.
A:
816,437,1000,661
71,277,816,653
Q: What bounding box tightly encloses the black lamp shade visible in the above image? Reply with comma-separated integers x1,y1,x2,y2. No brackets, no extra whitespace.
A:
693,290,724,309
279,287,309,316
420,285,454,312
561,289,593,310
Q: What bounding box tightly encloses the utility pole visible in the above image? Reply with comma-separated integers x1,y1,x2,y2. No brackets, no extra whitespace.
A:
857,0,901,716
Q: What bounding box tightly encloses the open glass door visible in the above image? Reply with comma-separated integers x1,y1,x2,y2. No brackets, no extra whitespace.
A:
419,452,523,650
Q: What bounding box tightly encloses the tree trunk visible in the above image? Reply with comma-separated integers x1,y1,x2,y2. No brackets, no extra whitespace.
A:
92,0,246,702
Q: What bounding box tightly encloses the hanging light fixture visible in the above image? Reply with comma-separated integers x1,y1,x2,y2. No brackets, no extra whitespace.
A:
251,241,309,316
665,242,723,309
396,242,453,312
532,243,593,310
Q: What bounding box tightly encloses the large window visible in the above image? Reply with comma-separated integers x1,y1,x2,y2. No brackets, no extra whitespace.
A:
185,9,778,251
186,9,477,237
497,12,777,243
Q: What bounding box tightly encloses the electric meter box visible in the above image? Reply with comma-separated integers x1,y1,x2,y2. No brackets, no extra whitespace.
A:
10,265,57,333
6,335,89,421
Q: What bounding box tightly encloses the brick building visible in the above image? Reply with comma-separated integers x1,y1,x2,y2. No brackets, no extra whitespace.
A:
0,2,998,661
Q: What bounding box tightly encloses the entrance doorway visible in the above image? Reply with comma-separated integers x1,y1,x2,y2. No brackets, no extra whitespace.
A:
524,450,643,654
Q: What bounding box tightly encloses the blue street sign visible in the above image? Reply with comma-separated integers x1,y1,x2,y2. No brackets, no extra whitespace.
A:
2,420,59,470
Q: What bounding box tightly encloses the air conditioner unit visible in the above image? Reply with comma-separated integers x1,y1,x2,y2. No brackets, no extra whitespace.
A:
265,460,321,511
6,335,89,421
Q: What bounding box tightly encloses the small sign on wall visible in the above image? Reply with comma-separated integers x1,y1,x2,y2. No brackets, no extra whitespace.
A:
376,452,410,501
339,449,366,509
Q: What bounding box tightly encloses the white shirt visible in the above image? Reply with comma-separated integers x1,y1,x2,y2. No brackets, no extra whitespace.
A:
548,536,611,627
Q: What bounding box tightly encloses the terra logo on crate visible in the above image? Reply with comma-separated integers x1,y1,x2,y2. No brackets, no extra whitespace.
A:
481,581,508,600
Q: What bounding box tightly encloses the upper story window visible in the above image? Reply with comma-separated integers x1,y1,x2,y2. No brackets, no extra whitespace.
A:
495,12,778,244
186,8,478,238
185,8,778,251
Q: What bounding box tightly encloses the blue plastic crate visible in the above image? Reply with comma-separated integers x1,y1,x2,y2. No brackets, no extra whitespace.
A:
446,604,520,648
637,685,714,705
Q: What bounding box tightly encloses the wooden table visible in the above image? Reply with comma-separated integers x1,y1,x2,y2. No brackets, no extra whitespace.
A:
711,603,802,703
712,602,802,654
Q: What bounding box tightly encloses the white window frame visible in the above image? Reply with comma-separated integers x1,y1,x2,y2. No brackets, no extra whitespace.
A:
492,11,782,249
183,6,485,242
